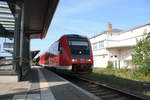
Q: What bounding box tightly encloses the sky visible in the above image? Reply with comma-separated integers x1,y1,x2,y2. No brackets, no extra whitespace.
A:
31,0,150,55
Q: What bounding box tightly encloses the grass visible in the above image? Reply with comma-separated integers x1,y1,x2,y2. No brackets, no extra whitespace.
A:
82,68,150,97
93,68,150,82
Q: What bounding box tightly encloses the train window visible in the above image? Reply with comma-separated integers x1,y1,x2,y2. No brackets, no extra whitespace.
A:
68,40,90,58
69,41,88,46
48,41,59,55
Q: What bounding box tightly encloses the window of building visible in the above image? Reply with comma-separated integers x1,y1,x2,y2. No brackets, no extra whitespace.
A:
110,32,112,36
98,41,104,49
93,43,98,50
92,41,104,50
144,29,147,33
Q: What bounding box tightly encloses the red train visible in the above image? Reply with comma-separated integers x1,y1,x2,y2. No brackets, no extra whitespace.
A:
39,34,93,74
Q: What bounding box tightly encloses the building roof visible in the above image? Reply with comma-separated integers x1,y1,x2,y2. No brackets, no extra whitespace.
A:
121,23,150,33
90,23,150,39
90,28,123,39
104,29,123,33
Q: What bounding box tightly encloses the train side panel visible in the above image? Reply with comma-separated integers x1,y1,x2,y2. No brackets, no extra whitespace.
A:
47,41,60,66
48,54,59,66
39,52,49,66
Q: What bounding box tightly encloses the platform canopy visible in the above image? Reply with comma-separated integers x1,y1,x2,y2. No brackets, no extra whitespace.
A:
0,0,59,39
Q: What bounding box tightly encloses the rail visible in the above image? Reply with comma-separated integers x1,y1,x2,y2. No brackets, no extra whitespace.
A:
75,76,147,100
56,73,148,100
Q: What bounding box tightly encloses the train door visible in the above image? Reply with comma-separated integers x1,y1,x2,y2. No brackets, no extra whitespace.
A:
59,39,65,66
59,37,72,66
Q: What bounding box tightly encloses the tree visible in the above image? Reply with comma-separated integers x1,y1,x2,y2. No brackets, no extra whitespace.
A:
132,32,150,76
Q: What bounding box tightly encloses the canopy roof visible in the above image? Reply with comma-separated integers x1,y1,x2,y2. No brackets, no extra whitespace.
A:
0,0,59,39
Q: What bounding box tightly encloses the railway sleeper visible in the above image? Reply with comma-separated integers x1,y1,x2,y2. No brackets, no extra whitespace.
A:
89,89,109,93
113,98,132,100
83,86,100,89
93,91,114,96
87,84,99,88
100,94,123,99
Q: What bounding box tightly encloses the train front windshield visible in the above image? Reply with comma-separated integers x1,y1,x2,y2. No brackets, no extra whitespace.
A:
68,40,90,58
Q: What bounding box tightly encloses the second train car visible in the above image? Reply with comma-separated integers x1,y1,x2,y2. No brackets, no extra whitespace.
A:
39,34,93,74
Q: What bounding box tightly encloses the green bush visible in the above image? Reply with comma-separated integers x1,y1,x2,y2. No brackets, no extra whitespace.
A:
132,32,150,76
107,61,113,69
139,64,150,76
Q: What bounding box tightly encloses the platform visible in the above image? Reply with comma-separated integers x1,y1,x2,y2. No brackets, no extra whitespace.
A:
0,66,101,100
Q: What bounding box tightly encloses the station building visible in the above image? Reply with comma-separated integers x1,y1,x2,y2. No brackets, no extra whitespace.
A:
90,23,150,69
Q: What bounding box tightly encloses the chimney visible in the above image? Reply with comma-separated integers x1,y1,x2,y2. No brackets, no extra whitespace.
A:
108,22,112,30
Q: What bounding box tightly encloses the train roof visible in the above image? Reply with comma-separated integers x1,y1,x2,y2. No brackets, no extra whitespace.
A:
62,34,88,41
62,34,88,40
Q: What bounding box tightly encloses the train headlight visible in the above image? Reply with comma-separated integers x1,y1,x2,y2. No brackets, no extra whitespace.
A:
72,59,77,62
87,59,91,62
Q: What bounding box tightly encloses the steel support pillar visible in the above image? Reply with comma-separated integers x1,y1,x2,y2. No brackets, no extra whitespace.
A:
19,3,24,70
13,2,31,80
13,2,23,81
21,34,31,77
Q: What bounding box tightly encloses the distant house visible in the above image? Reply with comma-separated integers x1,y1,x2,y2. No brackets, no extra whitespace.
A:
90,23,150,69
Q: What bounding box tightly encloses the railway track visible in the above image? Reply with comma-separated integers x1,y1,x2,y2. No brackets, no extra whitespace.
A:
58,73,147,100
